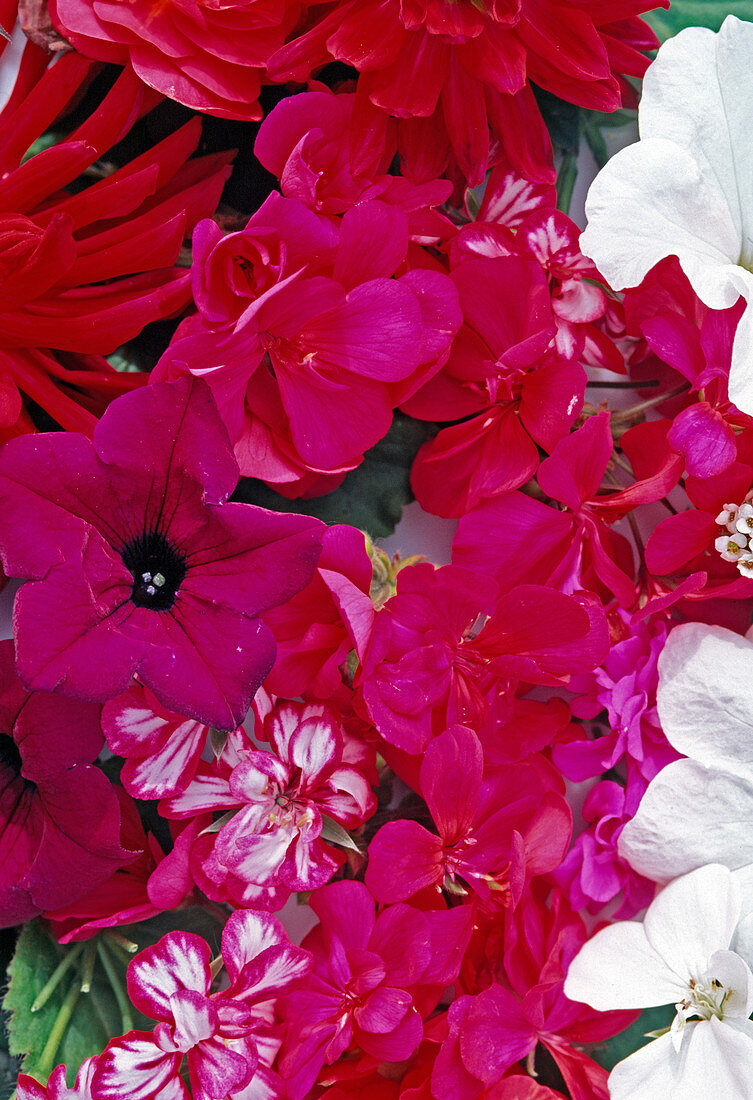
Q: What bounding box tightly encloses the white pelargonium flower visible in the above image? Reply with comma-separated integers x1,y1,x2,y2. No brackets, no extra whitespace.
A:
579,15,753,414
564,864,753,1100
619,622,753,883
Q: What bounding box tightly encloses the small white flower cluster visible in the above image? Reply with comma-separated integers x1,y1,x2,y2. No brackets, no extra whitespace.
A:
715,493,753,575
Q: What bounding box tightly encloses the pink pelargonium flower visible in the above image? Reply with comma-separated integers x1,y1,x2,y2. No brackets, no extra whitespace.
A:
277,879,474,1099
254,82,453,242
155,195,461,489
162,696,376,895
365,725,571,906
357,562,608,755
433,886,638,1100
453,412,684,608
91,911,312,1100
262,523,375,700
17,1059,97,1100
50,0,302,120
0,639,130,928
403,253,586,516
0,376,324,729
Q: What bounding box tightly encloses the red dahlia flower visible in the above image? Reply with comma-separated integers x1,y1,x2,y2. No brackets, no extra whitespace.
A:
0,639,129,928
0,50,231,441
0,377,324,729
268,0,666,186
49,0,303,119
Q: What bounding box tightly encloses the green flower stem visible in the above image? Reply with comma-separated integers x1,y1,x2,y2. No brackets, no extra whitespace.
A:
79,939,98,994
97,940,133,1034
556,150,578,215
30,940,86,1013
104,931,138,954
104,936,136,968
36,979,81,1079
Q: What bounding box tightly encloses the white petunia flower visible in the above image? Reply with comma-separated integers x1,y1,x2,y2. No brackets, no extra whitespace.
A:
579,15,753,414
564,864,753,1100
619,623,753,883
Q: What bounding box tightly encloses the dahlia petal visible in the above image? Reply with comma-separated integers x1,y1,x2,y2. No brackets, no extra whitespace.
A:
127,931,211,1021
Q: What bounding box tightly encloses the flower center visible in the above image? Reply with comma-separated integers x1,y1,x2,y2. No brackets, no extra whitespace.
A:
121,529,187,611
0,732,23,775
672,976,729,1040
715,492,753,576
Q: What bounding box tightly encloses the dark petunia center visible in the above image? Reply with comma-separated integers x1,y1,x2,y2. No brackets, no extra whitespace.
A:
121,529,187,611
0,732,23,775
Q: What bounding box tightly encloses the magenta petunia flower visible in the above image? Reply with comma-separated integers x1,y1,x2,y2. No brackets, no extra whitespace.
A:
0,376,324,729
0,639,130,928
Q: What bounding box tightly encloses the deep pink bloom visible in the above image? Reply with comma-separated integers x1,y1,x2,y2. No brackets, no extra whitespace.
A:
404,253,585,516
0,52,231,442
0,376,324,729
433,887,637,1100
91,911,312,1100
453,412,683,608
156,194,461,490
17,1059,97,1100
268,0,664,187
45,791,204,942
262,523,375,700
357,562,608,754
0,639,129,928
163,697,375,896
278,879,473,1099
365,725,571,905
50,0,302,119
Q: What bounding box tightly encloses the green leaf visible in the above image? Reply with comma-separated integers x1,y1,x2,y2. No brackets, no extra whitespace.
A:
586,1004,676,1072
320,816,362,853
233,413,436,538
3,924,142,1087
646,2,753,41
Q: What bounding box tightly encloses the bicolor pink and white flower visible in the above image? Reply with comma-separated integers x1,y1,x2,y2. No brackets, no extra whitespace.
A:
91,911,312,1100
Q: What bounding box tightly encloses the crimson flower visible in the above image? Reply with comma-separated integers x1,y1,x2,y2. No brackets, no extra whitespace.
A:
0,51,231,441
365,725,571,905
0,376,324,729
268,0,665,186
0,639,129,928
50,0,302,119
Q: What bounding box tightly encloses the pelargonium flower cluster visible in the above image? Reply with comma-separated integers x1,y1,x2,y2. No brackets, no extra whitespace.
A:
8,6,753,1100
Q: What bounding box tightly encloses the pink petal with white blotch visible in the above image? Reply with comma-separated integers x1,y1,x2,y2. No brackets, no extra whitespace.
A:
166,990,218,1052
270,703,338,786
103,684,209,799
187,1037,255,1100
222,909,291,986
91,1032,186,1100
127,932,211,1022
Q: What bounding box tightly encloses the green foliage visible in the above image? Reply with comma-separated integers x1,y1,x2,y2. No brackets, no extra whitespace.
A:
646,2,753,41
587,1004,676,1072
233,413,437,539
2,908,224,1090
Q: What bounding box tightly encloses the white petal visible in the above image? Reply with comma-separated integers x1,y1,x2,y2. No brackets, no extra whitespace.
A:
580,138,740,298
608,1030,683,1100
619,759,753,881
657,623,753,781
642,865,740,981
678,1015,753,1098
705,950,753,1019
564,921,685,1011
731,912,753,973
639,19,753,247
727,290,753,416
